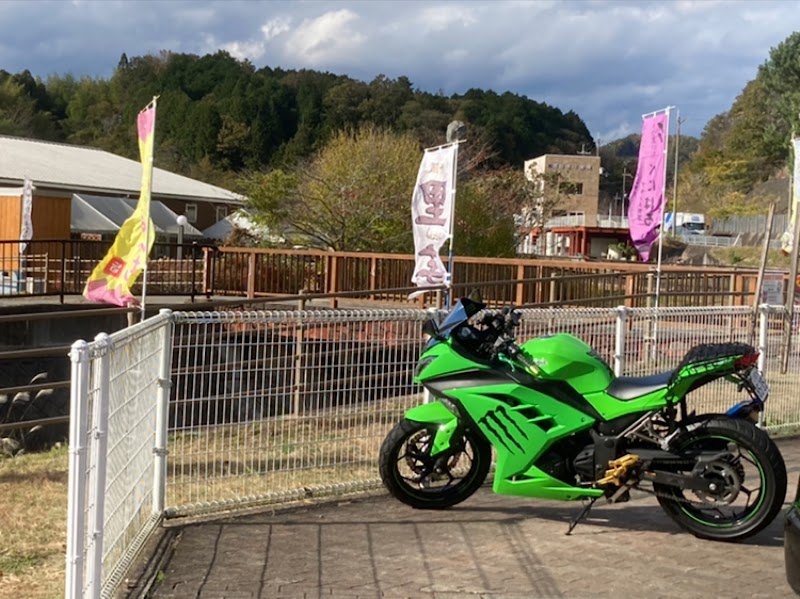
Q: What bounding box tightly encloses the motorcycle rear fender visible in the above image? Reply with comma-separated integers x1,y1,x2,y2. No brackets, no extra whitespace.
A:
404,400,460,457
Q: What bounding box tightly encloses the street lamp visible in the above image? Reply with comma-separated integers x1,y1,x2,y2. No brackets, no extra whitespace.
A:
176,214,188,261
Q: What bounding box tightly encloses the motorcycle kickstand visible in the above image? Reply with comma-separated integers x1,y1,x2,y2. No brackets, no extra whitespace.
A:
566,496,599,536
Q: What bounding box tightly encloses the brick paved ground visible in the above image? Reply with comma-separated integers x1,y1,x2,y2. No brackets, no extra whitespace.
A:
148,437,800,599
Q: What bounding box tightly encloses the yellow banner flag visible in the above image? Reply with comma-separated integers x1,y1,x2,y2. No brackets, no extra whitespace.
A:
83,101,157,306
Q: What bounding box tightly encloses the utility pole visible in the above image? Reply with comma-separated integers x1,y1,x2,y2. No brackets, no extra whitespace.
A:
621,165,632,220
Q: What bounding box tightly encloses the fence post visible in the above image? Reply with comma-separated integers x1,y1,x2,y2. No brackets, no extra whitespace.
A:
329,255,339,309
153,311,174,516
190,243,198,303
65,340,91,599
515,264,525,306
757,304,769,428
247,251,257,299
202,246,213,297
370,256,377,299
293,292,306,416
727,274,736,339
86,333,112,599
60,241,67,304
614,306,627,376
624,273,636,308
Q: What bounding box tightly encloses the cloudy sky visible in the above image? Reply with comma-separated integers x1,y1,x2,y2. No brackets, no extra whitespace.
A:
1,0,798,141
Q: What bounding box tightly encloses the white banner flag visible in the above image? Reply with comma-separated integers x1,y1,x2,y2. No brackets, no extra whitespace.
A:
411,143,458,290
19,178,34,254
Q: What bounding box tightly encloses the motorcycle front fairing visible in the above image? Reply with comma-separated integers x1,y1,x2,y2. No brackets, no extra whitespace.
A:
412,336,604,501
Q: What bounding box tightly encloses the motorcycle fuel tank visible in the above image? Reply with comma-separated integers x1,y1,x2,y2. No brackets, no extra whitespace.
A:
520,333,614,394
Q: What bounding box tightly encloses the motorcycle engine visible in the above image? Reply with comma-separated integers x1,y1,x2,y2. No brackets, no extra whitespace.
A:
535,450,573,484
572,444,596,482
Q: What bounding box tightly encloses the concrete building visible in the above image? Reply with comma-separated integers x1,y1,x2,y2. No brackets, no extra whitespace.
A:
524,153,602,226
520,153,630,259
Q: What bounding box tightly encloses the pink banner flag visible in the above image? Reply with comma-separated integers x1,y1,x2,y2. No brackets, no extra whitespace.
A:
628,113,668,261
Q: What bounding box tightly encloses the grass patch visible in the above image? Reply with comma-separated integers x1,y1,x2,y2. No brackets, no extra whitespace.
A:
710,246,791,269
0,444,69,599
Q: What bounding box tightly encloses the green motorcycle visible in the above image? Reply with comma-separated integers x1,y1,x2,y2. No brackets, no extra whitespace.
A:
379,296,787,542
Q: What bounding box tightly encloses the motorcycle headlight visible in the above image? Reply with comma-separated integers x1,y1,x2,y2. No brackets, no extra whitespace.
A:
415,356,437,378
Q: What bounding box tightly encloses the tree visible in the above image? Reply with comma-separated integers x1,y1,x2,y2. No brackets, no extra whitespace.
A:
0,77,37,136
758,31,800,139
243,126,422,252
0,73,60,139
454,167,532,257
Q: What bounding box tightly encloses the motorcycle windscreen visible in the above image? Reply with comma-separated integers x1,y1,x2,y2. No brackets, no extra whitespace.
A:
437,297,486,336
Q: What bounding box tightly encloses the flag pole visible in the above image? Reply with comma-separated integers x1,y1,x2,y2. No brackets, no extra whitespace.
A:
653,106,673,312
445,140,461,309
139,96,157,322
781,133,800,373
639,105,674,363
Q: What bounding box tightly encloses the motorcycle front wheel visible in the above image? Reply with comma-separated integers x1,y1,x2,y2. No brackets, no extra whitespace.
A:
379,418,491,509
654,417,787,542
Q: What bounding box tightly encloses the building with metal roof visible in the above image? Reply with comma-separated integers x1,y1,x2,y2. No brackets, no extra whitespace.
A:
71,194,204,238
0,135,244,241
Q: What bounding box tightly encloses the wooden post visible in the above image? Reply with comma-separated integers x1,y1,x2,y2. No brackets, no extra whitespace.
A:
370,256,377,299
202,246,213,297
751,203,775,341
246,251,256,299
728,272,736,340
624,273,636,308
329,254,339,309
515,264,525,306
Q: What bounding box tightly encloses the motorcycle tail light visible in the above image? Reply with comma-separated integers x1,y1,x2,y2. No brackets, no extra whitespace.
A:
734,352,759,369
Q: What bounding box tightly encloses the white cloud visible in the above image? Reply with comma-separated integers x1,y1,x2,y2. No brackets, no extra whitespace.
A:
223,39,268,62
262,17,291,41
1,0,799,140
416,5,477,32
284,9,366,65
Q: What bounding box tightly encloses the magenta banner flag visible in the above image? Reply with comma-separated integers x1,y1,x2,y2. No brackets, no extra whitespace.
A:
628,113,668,261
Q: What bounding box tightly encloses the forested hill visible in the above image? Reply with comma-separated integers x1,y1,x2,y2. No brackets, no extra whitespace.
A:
0,50,594,183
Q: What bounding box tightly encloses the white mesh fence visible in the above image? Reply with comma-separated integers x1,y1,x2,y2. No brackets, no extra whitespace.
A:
65,313,171,599
761,306,800,432
67,304,800,598
164,305,800,519
166,309,430,516
516,306,759,418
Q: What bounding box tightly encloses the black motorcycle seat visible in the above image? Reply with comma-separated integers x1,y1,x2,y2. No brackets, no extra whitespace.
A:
606,370,674,401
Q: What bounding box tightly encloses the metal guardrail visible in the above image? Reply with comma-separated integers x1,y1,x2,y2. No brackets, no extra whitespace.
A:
678,233,742,247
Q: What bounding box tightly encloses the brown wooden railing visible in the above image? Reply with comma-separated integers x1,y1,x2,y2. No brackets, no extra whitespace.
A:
0,239,772,308
0,239,209,302
205,246,765,309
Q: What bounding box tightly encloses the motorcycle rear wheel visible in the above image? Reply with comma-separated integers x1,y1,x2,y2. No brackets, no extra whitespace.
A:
654,417,786,542
379,418,491,509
